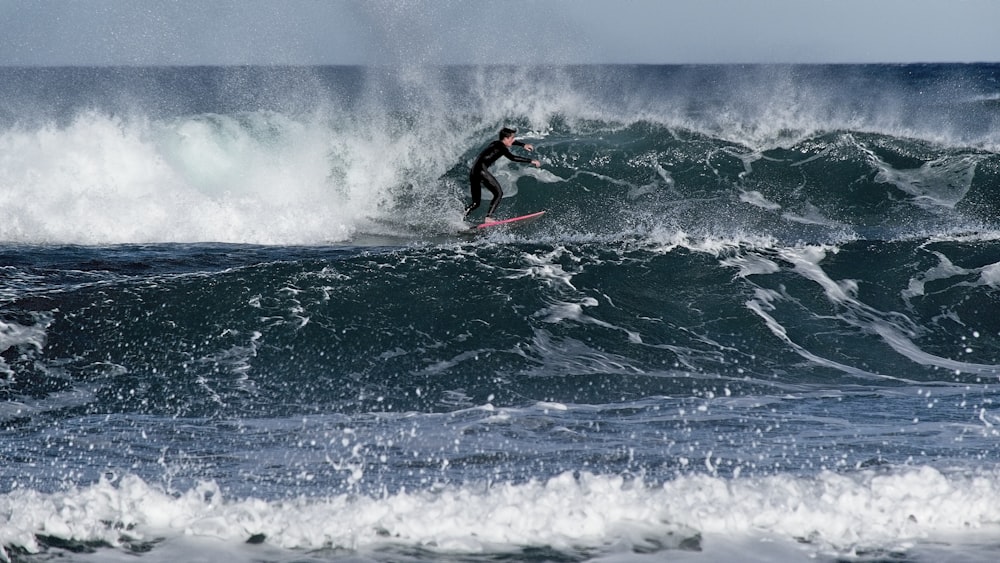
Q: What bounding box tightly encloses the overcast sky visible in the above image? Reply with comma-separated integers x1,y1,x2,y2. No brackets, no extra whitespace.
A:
1,0,997,66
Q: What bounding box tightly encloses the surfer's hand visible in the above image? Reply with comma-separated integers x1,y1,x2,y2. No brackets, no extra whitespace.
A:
531,159,541,167
523,144,534,151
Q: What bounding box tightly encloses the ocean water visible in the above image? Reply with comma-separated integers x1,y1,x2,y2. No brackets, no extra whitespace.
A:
1,64,1000,562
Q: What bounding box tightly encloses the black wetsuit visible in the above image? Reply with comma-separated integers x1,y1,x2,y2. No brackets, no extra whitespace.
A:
465,140,532,218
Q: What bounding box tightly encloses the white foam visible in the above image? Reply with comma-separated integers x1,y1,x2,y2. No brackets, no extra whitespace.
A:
782,203,846,228
739,244,1000,378
720,254,780,278
4,468,1000,561
0,316,47,356
512,246,643,343
980,262,1000,288
645,229,779,257
904,251,1000,294
0,313,51,379
738,190,781,211
0,107,470,245
871,153,982,210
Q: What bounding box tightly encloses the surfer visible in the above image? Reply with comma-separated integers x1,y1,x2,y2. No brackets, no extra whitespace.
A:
464,127,541,222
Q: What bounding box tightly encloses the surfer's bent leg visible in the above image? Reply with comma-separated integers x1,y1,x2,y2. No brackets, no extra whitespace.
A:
464,171,483,218
483,171,503,217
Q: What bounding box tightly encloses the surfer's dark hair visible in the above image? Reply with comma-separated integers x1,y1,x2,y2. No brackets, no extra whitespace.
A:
499,127,517,140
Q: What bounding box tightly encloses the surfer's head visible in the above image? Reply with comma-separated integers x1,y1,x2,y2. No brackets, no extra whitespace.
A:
499,127,517,141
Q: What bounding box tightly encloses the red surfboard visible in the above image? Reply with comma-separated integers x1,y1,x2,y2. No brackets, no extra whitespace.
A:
476,211,546,230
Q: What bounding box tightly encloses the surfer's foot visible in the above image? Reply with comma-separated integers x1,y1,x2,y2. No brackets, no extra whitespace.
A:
484,216,495,223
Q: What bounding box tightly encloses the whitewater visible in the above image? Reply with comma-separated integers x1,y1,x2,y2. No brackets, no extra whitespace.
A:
2,64,1000,562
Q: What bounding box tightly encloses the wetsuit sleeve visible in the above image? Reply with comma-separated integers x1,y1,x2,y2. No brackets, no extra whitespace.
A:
503,146,533,164
513,140,525,147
